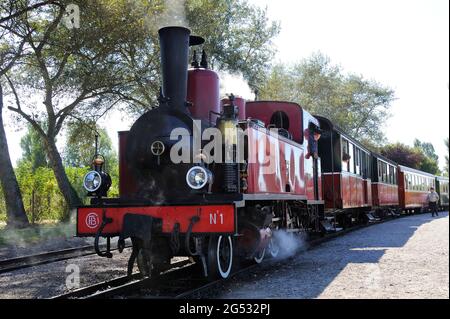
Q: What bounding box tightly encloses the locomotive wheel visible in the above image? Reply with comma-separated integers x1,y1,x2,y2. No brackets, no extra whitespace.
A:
253,248,266,264
268,236,280,258
207,235,233,280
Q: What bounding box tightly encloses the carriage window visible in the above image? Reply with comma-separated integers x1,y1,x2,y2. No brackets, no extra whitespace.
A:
341,138,350,172
366,156,370,178
389,166,394,184
348,143,355,174
354,148,361,176
393,168,397,185
361,152,367,178
387,166,391,184
378,162,382,181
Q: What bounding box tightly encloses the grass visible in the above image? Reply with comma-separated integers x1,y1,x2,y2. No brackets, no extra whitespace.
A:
0,221,75,247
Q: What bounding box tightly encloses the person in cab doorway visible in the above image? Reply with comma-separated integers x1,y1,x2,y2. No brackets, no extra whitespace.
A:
426,187,440,217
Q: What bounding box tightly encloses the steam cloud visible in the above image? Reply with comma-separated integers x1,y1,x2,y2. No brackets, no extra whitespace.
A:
157,0,189,29
273,230,308,259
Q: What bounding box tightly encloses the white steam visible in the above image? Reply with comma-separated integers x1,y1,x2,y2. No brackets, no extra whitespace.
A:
129,0,189,34
157,0,188,29
273,230,308,259
219,72,255,100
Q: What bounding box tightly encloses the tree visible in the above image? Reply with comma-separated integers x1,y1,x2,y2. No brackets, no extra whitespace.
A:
1,0,280,210
380,143,425,169
414,139,439,162
380,141,440,175
0,0,56,24
0,1,30,228
63,121,117,169
186,0,280,89
413,139,440,175
19,124,48,170
259,53,395,144
120,0,281,114
0,83,29,228
1,0,151,208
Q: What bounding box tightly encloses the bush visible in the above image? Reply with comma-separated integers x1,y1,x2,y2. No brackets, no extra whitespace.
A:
0,163,119,224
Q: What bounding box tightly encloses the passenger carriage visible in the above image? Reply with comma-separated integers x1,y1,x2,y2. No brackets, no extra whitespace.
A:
398,165,436,213
370,152,400,217
435,176,449,211
315,116,372,228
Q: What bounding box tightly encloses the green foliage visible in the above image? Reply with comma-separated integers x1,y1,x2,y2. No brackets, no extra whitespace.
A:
19,124,48,170
0,186,6,223
380,141,440,175
0,162,86,224
63,121,118,169
380,143,424,169
259,53,395,144
186,0,280,89
413,139,440,175
13,162,87,223
414,139,439,162
0,162,119,224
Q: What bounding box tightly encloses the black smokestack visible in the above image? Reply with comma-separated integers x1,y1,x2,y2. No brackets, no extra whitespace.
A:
159,26,191,111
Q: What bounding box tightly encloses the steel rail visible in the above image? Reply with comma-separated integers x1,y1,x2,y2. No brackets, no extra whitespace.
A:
0,244,130,274
51,213,415,299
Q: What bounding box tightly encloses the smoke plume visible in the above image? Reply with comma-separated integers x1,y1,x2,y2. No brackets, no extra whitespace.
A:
273,230,308,260
157,0,189,29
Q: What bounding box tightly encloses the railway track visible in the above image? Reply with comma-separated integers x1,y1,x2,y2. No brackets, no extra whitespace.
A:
52,212,411,299
0,244,130,274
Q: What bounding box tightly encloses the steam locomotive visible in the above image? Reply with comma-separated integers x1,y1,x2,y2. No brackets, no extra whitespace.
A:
77,26,449,280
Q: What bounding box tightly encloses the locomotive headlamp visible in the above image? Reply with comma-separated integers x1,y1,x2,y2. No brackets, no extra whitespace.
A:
83,171,102,192
93,156,105,166
186,166,213,190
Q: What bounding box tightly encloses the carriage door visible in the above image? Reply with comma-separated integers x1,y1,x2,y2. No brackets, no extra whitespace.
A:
308,123,321,200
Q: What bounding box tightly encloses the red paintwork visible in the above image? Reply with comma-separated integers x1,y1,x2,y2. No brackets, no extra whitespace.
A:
221,97,246,121
402,191,428,208
244,102,321,201
364,179,372,206
245,125,306,197
371,183,399,207
187,68,220,123
77,205,235,236
322,173,371,209
398,168,431,209
244,123,320,201
118,131,137,198
246,101,304,144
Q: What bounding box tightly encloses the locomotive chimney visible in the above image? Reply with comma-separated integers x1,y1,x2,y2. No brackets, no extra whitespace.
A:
158,26,191,111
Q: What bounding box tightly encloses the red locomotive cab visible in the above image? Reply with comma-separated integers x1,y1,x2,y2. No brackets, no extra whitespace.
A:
187,67,220,123
221,96,247,121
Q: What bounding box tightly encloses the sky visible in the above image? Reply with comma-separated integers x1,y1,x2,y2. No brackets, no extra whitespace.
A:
3,0,449,169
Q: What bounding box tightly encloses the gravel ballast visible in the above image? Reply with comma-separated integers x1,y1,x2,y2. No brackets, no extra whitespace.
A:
212,212,449,299
0,212,447,299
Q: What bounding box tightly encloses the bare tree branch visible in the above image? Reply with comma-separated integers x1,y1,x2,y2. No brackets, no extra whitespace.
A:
0,0,60,24
4,74,46,137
